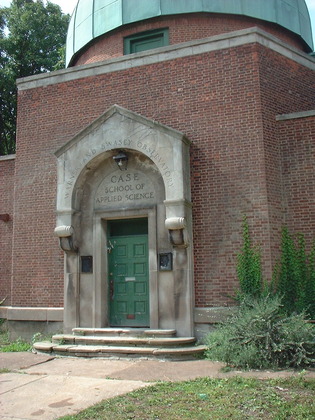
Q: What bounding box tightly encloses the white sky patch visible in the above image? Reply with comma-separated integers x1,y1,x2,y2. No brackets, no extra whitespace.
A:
47,0,77,15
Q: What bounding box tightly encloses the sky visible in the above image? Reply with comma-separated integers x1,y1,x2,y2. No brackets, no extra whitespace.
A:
0,0,315,48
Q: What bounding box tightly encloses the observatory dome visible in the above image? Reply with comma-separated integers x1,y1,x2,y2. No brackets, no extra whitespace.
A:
66,0,314,66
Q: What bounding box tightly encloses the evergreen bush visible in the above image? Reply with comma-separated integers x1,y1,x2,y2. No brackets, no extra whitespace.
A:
204,295,315,369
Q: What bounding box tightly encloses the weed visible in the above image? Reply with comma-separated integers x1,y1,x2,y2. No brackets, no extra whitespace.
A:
32,332,53,344
0,331,32,352
0,337,32,352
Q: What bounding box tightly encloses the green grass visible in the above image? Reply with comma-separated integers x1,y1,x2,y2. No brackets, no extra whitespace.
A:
59,376,315,420
0,331,32,352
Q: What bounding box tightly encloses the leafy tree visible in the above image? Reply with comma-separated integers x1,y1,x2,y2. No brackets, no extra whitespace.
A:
0,0,70,155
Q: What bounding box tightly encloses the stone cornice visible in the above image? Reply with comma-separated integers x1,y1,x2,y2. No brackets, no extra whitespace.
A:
17,27,315,91
0,154,16,161
276,110,315,121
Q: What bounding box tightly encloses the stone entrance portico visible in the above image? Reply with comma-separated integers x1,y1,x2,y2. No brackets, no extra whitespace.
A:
54,105,194,337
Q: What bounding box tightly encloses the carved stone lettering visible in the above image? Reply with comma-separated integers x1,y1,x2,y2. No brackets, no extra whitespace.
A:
136,140,174,187
63,135,176,201
95,170,156,208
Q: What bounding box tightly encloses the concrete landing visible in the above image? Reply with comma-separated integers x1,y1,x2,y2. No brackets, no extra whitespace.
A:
0,353,151,420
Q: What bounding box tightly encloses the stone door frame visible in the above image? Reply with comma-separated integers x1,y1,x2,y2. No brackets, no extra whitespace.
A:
54,105,194,336
93,207,158,329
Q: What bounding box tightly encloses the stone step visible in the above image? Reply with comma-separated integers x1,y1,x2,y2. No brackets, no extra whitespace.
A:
33,342,206,361
33,328,205,360
52,334,196,347
72,328,177,338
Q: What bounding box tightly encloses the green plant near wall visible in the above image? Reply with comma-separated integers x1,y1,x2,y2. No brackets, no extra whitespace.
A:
205,223,315,370
276,228,315,319
306,242,315,318
236,215,263,299
236,218,315,319
205,295,315,369
276,227,300,312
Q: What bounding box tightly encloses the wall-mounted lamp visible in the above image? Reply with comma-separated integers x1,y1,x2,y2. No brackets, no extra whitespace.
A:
113,150,128,170
165,217,188,248
54,225,78,253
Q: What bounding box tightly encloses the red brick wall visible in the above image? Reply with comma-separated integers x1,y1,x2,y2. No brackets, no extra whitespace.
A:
73,13,307,66
279,115,315,247
257,48,315,271
0,157,15,305
13,39,314,308
11,97,64,307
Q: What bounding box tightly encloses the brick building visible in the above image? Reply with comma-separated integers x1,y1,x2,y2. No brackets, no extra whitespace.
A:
0,0,314,343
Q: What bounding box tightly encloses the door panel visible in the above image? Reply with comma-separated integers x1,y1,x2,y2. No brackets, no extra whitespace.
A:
109,234,149,327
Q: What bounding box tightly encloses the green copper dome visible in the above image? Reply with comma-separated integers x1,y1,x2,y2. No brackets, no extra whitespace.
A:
66,0,314,66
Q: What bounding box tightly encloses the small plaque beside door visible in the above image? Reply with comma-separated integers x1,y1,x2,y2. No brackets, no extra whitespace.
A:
81,256,93,273
159,252,173,271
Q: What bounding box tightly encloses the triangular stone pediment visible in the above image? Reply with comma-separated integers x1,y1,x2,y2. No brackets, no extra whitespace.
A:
55,104,190,158
55,104,191,218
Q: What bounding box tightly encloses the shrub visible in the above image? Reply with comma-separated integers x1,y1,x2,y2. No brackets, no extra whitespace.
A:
204,295,315,370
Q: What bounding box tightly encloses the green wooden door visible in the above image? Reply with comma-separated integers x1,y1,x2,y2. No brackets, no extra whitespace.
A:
108,222,149,327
